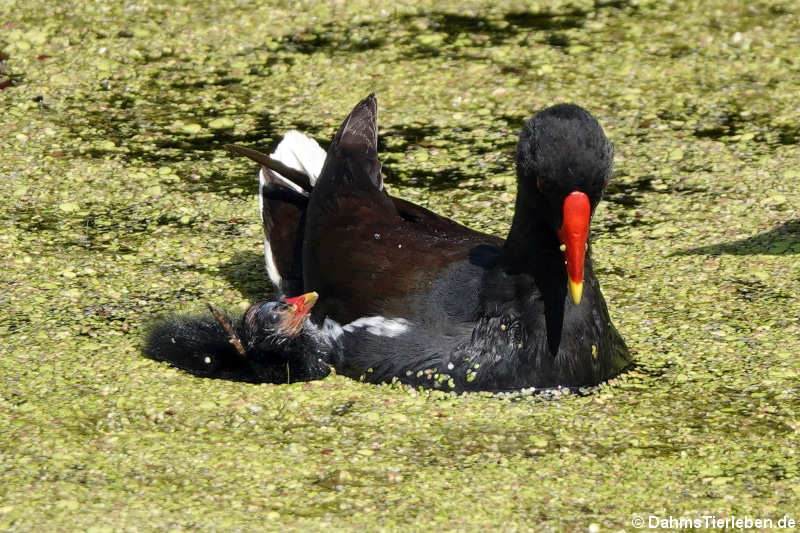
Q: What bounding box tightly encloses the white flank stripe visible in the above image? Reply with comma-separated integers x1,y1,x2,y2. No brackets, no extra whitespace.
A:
258,168,282,291
258,130,327,293
312,318,345,347
343,316,411,338
262,237,282,291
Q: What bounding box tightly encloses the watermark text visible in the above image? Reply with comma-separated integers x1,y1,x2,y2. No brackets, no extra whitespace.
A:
631,514,796,529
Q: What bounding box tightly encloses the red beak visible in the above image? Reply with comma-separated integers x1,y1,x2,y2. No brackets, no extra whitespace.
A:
282,291,319,317
276,291,319,338
556,191,590,305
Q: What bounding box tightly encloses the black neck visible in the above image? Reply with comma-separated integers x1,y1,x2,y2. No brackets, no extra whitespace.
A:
501,193,560,270
498,194,574,356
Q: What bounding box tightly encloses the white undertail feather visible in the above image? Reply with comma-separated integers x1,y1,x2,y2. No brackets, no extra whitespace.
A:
259,166,304,195
270,130,326,185
259,131,326,293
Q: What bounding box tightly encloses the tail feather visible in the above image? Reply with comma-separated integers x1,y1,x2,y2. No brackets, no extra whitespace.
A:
333,95,378,158
226,129,326,194
259,165,308,295
229,95,388,298
228,132,328,295
322,93,383,192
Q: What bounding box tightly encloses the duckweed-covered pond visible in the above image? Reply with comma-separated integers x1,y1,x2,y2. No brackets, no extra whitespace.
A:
1,0,798,530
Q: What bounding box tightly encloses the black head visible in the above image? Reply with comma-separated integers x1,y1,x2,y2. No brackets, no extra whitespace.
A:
515,103,612,227
241,292,319,349
239,291,333,383
512,104,613,305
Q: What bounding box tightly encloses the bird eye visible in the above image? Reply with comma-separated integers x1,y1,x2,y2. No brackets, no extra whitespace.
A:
253,302,285,329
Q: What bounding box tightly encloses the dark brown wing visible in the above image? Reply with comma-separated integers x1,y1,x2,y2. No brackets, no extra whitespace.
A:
302,95,501,322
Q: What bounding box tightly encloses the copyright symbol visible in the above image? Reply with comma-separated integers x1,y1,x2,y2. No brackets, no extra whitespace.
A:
632,515,645,528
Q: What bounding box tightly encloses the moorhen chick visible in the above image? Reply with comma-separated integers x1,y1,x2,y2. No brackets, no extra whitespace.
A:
227,94,631,392
144,292,336,383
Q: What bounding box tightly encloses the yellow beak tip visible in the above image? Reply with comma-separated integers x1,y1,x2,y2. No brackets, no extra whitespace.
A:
568,280,583,305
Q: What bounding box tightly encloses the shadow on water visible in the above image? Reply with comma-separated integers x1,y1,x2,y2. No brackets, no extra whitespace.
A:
398,9,589,59
594,173,659,233
56,93,327,195
50,3,650,197
674,219,800,256
47,2,656,287
378,115,523,190
1,49,25,90
219,250,276,303
604,173,656,208
688,103,799,147
263,3,637,61
379,123,495,190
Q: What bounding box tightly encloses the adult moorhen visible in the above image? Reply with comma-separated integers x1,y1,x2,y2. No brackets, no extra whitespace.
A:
228,94,631,391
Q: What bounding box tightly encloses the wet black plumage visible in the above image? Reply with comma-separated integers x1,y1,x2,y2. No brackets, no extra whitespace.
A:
244,94,631,391
148,95,631,391
143,301,335,383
